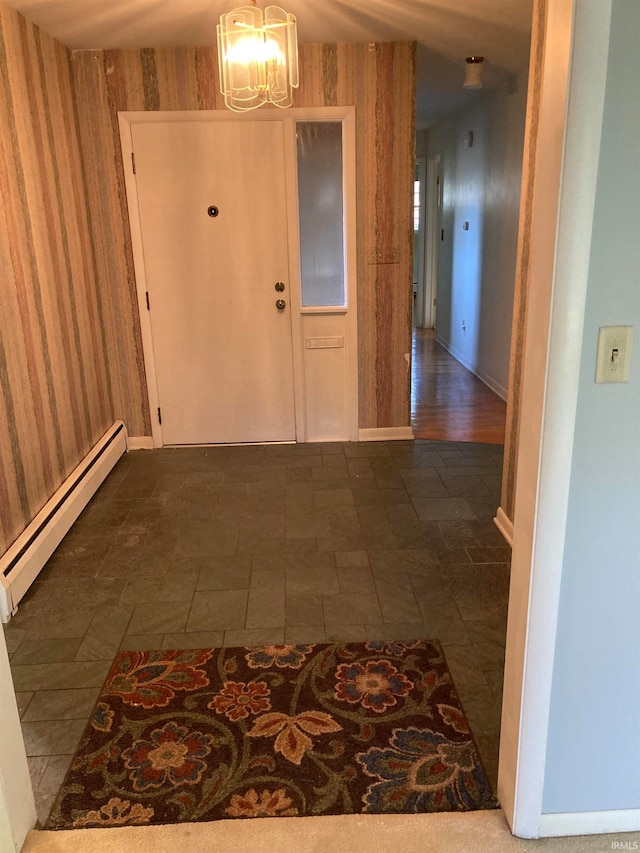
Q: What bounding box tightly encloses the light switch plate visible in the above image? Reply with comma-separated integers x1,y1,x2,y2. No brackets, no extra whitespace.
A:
595,325,633,383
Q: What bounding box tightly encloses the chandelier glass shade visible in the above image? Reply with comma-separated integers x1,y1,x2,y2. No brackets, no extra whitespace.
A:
463,56,484,90
217,5,299,112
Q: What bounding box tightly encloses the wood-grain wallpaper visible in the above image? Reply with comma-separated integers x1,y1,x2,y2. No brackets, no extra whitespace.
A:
0,9,415,554
70,41,416,434
0,3,117,554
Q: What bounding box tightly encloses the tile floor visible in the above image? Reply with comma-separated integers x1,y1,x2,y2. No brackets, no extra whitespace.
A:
5,439,510,825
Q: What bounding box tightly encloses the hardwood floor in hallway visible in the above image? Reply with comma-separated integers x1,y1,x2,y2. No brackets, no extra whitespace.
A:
412,329,507,444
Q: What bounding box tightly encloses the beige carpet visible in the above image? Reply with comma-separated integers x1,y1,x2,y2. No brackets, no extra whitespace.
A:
22,810,640,852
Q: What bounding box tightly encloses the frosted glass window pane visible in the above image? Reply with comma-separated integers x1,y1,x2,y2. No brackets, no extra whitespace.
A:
297,122,345,307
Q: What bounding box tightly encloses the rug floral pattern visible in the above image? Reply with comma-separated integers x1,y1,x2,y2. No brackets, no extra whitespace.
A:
46,642,497,829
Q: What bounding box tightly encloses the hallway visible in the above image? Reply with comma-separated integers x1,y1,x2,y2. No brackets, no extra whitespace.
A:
412,330,507,445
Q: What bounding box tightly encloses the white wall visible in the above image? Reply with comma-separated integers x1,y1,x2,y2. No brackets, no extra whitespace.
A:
0,626,36,851
542,0,640,814
425,77,527,398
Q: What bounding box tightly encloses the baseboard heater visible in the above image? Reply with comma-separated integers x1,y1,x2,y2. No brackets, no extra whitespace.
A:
0,420,128,623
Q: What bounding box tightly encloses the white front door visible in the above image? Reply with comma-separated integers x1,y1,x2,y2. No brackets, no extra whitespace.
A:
132,120,296,444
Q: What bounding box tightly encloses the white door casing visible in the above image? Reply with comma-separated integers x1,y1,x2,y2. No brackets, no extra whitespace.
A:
425,155,441,329
120,108,359,447
131,119,296,445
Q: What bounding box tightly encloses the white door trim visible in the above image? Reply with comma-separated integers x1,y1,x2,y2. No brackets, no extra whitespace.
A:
118,107,358,447
499,0,614,837
413,157,426,328
424,154,441,329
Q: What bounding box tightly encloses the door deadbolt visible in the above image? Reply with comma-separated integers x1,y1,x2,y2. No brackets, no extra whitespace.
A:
275,299,286,310
207,205,219,217
275,282,285,292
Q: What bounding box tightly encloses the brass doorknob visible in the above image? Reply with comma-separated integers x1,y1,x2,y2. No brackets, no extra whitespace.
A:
275,299,286,310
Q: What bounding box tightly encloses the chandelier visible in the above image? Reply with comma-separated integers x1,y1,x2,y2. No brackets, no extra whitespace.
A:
217,2,299,112
463,56,484,90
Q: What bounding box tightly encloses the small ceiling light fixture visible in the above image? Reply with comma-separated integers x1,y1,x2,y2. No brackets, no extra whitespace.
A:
217,0,299,112
463,56,484,90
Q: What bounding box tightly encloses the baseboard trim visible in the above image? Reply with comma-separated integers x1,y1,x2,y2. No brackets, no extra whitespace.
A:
0,421,127,623
435,334,508,401
358,427,414,442
539,808,640,837
494,506,514,546
127,436,155,451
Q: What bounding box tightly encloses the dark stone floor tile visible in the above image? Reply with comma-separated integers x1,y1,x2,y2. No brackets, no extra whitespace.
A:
21,688,100,722
393,451,445,469
440,451,499,468
22,718,86,757
223,628,284,646
346,457,374,478
437,520,481,547
246,585,285,629
466,546,512,564
122,572,198,603
285,625,326,644
343,444,392,458
439,475,491,497
11,661,112,692
285,593,324,627
322,591,382,625
325,625,367,642
23,608,96,641
285,513,332,539
162,631,224,649
390,520,448,550
127,601,191,635
186,590,248,633
75,604,135,661
119,635,165,651
286,566,339,595
470,521,510,546
11,638,82,666
353,488,411,506
174,522,239,558
237,536,317,555
337,566,375,595
375,579,422,623
385,503,419,522
412,497,477,522
312,489,354,507
14,691,34,718
334,550,369,568
365,622,427,643
187,556,252,590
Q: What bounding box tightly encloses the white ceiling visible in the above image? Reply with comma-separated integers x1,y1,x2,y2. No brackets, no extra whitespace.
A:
5,0,533,128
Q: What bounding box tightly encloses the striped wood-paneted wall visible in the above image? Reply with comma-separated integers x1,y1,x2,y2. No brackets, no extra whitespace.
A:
0,3,118,554
70,42,416,434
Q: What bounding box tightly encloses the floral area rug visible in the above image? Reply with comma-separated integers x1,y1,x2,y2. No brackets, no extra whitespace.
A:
46,641,497,829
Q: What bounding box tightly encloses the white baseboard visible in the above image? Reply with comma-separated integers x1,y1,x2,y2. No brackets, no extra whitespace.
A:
358,427,415,442
0,421,127,623
539,808,640,837
127,436,155,451
494,506,514,546
435,334,508,401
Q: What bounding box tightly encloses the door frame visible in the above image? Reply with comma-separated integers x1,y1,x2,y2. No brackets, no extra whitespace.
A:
424,154,441,329
413,157,426,327
118,107,359,447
